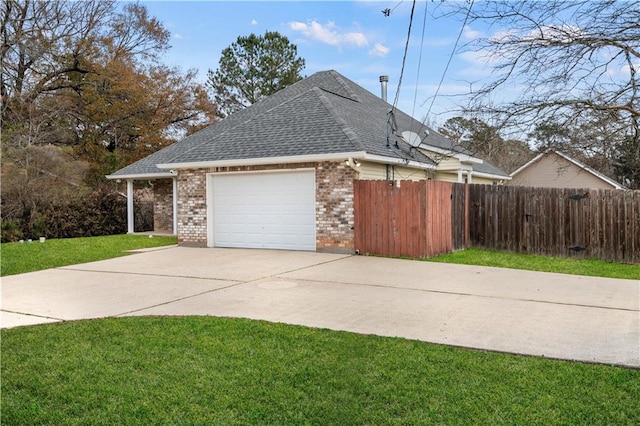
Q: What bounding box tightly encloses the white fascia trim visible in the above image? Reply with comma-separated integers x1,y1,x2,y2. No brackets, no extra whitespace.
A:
509,152,543,177
473,171,512,181
436,168,510,181
157,152,368,170
363,153,435,170
106,172,176,180
420,145,483,164
437,164,473,172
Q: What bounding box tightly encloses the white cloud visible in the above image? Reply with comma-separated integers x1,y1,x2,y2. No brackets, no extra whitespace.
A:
289,20,368,47
463,25,481,39
173,33,184,40
251,19,258,25
369,43,389,57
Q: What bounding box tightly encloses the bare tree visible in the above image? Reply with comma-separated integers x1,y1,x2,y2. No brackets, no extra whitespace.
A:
447,1,639,186
1,1,216,236
439,116,533,173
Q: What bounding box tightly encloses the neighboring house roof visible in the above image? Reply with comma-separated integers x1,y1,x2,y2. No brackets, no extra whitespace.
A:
473,160,512,180
509,149,625,189
108,70,509,180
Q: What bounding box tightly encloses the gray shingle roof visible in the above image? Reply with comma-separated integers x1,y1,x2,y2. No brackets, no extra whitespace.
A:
108,70,508,179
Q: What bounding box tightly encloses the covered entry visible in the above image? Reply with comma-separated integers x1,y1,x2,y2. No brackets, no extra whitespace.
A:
207,169,316,250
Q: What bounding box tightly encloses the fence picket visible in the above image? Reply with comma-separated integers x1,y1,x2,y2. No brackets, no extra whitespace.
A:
353,180,639,263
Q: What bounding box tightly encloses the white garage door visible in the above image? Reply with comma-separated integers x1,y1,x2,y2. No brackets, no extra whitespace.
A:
210,170,316,251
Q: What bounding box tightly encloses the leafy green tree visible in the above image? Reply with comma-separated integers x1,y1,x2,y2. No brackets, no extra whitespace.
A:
207,31,305,117
0,0,216,236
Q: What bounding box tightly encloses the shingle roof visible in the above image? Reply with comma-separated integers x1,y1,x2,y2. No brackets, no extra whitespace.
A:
108,70,508,179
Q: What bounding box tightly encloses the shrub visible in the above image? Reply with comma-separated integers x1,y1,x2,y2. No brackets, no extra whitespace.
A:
1,187,154,242
1,219,24,242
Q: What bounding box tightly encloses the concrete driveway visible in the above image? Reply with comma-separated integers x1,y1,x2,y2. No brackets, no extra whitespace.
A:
1,247,638,368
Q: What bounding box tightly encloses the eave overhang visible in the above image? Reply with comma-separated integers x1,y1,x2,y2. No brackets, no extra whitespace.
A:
106,172,176,180
157,151,435,171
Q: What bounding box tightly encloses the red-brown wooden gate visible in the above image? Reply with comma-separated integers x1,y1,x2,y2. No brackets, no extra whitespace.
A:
354,180,466,258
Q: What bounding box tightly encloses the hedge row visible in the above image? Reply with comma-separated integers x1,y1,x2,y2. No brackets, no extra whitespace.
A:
1,188,153,242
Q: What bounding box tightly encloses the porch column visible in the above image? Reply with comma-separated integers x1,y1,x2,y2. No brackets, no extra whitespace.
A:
126,179,134,234
457,169,463,183
467,170,473,184
172,177,178,235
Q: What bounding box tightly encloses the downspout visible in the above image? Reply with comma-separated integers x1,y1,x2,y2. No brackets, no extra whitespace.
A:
126,179,134,233
172,176,178,236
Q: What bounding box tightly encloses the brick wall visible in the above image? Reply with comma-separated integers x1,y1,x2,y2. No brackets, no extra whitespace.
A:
316,161,356,253
153,179,174,233
175,161,356,252
177,169,207,246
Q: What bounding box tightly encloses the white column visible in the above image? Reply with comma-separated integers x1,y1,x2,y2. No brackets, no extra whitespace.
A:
467,170,473,184
457,169,463,183
172,177,178,236
126,179,134,234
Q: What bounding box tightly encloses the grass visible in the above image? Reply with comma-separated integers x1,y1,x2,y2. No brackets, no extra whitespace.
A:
0,234,177,277
427,247,640,280
2,316,638,425
2,233,637,280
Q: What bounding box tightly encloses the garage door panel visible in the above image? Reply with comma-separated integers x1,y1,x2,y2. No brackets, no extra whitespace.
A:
211,170,316,251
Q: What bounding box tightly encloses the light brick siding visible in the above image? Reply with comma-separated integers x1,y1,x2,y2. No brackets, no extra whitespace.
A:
175,161,356,252
153,179,174,233
316,162,356,252
177,169,207,246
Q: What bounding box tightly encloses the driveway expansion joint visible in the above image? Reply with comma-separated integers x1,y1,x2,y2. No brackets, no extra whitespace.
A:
1,309,64,322
57,267,245,283
278,277,640,312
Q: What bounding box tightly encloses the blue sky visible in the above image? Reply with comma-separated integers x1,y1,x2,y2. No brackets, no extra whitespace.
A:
142,1,493,127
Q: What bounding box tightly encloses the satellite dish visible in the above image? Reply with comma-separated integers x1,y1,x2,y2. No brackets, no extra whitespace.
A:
401,131,422,148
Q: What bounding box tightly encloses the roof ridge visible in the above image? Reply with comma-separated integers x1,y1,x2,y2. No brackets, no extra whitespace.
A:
313,87,364,152
319,87,360,103
327,70,361,102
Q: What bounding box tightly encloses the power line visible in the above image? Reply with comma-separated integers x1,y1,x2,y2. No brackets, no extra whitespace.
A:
392,0,416,112
391,0,404,13
382,0,404,17
410,1,429,135
423,0,475,121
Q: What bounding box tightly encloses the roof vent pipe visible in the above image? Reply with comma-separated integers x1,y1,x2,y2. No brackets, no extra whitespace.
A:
379,75,389,102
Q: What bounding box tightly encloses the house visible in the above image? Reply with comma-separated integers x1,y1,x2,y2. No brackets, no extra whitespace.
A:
107,70,509,252
508,149,625,190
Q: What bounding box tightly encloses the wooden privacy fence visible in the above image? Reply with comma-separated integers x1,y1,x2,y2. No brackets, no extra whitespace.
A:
469,185,640,264
353,180,465,258
353,180,640,264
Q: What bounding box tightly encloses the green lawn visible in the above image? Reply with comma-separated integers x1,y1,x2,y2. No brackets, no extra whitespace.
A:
2,317,638,425
0,234,177,277
427,248,640,280
3,234,637,280
2,239,638,423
